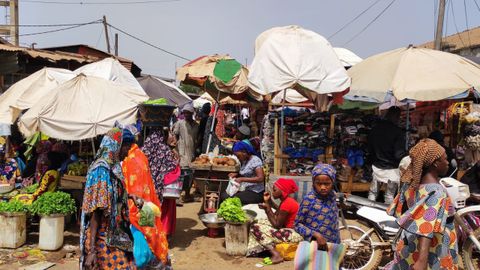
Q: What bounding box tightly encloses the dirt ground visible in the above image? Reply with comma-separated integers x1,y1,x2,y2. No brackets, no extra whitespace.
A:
0,201,293,270
1,201,466,270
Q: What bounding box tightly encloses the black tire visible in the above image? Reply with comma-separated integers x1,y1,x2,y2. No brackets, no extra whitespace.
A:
462,227,480,270
339,219,384,270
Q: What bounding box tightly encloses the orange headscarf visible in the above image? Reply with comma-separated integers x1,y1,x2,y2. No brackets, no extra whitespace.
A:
122,144,168,263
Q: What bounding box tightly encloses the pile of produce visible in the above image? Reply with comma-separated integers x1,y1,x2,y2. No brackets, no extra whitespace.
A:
0,200,29,213
193,155,210,165
212,156,237,167
30,191,76,216
143,98,168,105
67,161,88,176
217,197,246,223
139,201,161,227
464,112,480,150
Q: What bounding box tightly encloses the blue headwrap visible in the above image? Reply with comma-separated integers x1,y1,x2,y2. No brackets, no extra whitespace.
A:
312,163,336,182
122,129,135,144
232,141,255,155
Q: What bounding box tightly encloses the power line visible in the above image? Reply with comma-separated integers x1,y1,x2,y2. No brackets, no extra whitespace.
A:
473,0,480,13
107,22,190,61
343,0,397,46
0,21,102,27
463,0,472,47
18,20,101,37
328,0,382,39
449,0,467,48
22,0,179,4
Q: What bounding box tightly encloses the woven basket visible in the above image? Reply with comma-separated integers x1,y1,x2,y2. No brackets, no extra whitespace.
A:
138,104,176,127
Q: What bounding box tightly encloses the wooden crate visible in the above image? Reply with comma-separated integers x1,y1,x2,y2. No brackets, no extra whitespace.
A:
211,164,240,172
190,163,212,171
60,175,86,190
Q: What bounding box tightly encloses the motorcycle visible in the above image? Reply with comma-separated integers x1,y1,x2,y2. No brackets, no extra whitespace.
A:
338,176,480,270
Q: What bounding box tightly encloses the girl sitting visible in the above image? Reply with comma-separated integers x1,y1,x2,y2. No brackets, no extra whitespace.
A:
246,178,303,264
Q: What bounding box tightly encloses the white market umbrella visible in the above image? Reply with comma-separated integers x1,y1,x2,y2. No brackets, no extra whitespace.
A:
138,75,191,106
75,57,144,93
346,46,480,103
18,74,149,140
248,25,351,100
333,47,363,67
0,67,75,124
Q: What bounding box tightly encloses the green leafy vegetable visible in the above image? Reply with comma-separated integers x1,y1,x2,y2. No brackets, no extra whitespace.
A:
143,98,168,105
0,200,29,213
30,191,76,216
139,204,154,227
217,197,246,223
24,183,39,194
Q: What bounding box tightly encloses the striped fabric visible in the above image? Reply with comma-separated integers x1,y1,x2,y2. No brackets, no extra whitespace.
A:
294,241,346,270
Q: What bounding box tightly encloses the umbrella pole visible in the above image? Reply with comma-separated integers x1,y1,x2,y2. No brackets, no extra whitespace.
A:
205,91,221,154
405,102,410,151
280,90,287,150
91,138,96,155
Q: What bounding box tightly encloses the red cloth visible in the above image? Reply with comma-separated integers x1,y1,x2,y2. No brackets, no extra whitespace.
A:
274,178,298,199
279,197,299,228
164,165,180,186
161,198,176,236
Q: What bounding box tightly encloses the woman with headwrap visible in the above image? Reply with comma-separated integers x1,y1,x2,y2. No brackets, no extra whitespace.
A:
142,128,180,239
121,130,169,268
35,140,52,182
0,138,21,185
294,163,340,251
80,128,135,270
220,141,265,205
246,178,303,263
385,139,457,270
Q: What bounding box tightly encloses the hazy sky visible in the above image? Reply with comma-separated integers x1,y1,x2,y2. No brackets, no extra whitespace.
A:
7,0,480,78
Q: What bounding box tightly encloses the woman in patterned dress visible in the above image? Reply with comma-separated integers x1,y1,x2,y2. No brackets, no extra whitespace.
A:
385,138,458,270
294,163,340,251
80,128,136,270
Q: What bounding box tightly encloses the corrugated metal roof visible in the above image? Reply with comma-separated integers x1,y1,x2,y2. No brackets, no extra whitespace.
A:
419,27,480,52
0,44,97,63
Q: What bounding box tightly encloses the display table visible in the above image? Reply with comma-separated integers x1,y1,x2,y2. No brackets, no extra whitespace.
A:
191,164,239,212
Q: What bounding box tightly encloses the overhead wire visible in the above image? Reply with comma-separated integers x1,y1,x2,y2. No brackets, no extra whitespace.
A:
1,22,102,27
342,0,397,46
463,0,472,47
107,22,190,61
18,20,101,37
327,0,382,39
473,0,480,13
21,0,179,4
448,0,467,48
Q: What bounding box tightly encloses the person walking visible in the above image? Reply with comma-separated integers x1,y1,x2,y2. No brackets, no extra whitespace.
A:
173,103,198,203
368,106,406,204
385,138,458,270
80,128,135,270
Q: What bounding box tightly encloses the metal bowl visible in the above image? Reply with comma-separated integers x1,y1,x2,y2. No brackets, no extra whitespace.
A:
199,213,226,229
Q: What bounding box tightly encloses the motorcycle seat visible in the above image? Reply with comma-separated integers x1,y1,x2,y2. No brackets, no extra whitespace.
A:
346,194,390,211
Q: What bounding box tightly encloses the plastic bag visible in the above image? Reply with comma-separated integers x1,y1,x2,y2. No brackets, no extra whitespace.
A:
293,241,346,270
131,225,154,268
225,179,240,196
275,242,298,261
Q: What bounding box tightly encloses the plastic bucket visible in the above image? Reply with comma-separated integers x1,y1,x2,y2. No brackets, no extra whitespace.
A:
39,215,65,250
0,212,26,248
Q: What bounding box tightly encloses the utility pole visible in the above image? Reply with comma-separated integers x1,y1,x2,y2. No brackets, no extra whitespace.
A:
434,0,446,50
102,15,111,54
0,0,19,46
114,33,118,56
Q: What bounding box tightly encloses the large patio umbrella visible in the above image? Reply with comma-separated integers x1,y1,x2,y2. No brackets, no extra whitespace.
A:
177,54,263,152
18,74,148,141
176,54,262,101
75,57,144,93
346,46,480,103
0,67,75,125
138,75,191,106
248,25,351,106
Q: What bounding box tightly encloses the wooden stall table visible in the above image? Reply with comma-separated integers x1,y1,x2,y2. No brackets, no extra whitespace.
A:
191,163,239,213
